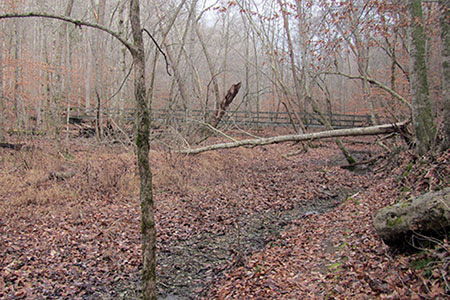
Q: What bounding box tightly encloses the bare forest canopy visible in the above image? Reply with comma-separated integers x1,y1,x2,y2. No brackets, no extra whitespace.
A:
0,0,446,138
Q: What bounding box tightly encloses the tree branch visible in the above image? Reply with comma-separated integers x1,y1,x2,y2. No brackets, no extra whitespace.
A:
0,12,135,54
323,71,412,109
181,120,409,154
142,28,172,76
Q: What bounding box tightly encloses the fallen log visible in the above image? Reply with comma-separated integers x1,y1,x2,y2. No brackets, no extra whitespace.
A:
181,120,408,154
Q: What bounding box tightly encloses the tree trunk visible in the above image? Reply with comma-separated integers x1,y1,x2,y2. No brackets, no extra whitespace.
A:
0,33,4,139
278,0,307,133
13,21,24,130
408,0,435,155
440,0,450,151
182,120,408,155
129,1,155,299
85,35,92,110
209,82,242,128
195,20,221,109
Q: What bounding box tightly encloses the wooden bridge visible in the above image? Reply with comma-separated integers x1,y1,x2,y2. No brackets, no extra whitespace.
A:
69,107,374,129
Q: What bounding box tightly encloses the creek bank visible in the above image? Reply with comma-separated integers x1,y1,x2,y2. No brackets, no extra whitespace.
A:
154,188,350,299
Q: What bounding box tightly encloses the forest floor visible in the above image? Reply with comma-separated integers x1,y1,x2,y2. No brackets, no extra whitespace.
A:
0,128,448,299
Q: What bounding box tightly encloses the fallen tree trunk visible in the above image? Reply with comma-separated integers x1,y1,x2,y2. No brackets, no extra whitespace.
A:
181,120,408,154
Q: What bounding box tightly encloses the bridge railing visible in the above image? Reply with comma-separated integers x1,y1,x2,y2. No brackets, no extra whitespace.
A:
68,107,377,129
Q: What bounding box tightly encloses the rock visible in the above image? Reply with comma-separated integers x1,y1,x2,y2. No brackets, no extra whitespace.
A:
373,187,450,251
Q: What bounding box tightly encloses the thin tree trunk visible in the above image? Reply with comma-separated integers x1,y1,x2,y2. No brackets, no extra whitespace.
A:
92,0,107,139
195,20,221,108
242,12,250,118
278,0,307,133
222,11,230,99
85,35,92,110
13,21,24,130
164,0,196,119
150,0,186,108
129,1,155,299
0,31,4,138
252,29,261,122
440,0,449,150
55,0,75,97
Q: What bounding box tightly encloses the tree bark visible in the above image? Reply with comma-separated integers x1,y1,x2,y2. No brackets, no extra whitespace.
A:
129,1,155,299
440,0,450,151
195,17,221,109
0,31,3,139
278,0,307,133
182,120,408,154
209,82,242,128
408,0,436,155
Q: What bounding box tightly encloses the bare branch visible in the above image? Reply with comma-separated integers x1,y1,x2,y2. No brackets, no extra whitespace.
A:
142,28,172,76
323,71,412,109
0,12,135,54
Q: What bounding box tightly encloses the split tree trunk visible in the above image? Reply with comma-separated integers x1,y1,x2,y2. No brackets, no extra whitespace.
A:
209,82,242,128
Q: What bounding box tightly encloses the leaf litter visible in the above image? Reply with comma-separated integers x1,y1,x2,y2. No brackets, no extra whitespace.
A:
0,133,448,299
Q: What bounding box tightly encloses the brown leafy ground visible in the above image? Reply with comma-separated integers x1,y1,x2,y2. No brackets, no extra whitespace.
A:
0,130,448,299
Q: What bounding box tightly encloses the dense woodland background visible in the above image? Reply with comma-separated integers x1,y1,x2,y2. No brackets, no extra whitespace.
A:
0,0,445,138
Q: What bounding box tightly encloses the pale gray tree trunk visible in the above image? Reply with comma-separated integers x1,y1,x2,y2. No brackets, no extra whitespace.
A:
408,0,435,155
440,0,449,150
221,11,231,99
13,21,25,130
85,35,92,110
242,12,250,115
278,0,307,133
252,28,261,122
92,0,107,139
165,0,196,119
151,0,187,107
195,19,221,109
55,0,74,96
